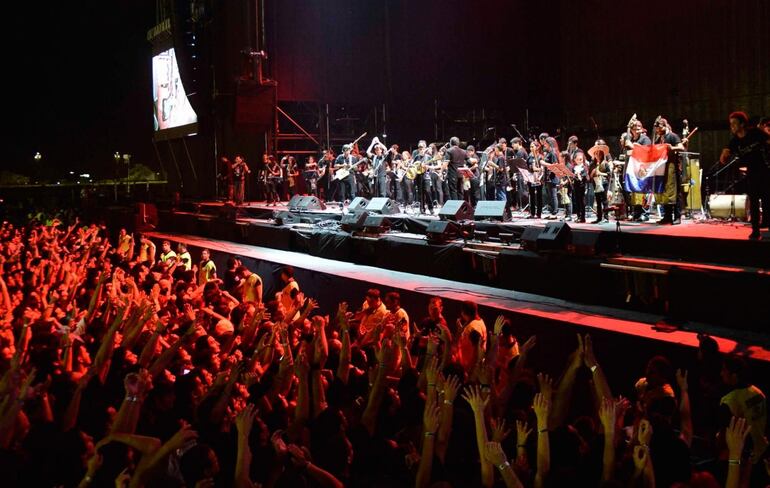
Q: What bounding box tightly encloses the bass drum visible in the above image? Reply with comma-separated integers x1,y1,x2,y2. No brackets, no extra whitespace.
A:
708,194,749,221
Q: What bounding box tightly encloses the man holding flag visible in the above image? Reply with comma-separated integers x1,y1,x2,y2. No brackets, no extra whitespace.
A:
624,117,686,224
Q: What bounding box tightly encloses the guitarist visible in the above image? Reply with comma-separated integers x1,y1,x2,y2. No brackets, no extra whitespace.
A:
333,144,359,202
413,142,434,214
719,111,770,240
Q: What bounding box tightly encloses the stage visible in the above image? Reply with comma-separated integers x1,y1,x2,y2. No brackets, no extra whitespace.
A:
141,198,770,337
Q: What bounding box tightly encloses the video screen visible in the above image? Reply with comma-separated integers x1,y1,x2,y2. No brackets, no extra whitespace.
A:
152,48,198,136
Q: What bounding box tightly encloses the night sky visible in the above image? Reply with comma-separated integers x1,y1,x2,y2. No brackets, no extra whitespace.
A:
6,1,156,180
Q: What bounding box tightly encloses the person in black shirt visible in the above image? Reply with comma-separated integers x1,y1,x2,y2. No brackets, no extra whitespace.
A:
652,117,685,225
365,137,390,198
232,155,251,205
265,155,282,205
542,137,562,218
719,111,770,239
511,137,529,210
445,137,467,200
333,144,359,202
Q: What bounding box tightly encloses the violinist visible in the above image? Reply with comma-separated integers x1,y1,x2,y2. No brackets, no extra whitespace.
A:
317,148,335,201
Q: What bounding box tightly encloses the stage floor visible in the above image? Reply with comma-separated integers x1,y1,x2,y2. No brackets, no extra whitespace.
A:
148,230,770,363
194,199,763,242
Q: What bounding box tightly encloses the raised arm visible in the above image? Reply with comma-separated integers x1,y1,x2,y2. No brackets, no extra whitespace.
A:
482,441,525,488
675,369,693,447
533,392,551,488
725,416,750,488
598,397,617,483
416,398,441,488
462,385,494,488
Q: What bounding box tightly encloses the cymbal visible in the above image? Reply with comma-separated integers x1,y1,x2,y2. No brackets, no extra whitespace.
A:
588,144,611,160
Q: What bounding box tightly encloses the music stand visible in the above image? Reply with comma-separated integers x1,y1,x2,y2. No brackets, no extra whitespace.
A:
547,163,575,179
458,168,475,179
517,167,537,185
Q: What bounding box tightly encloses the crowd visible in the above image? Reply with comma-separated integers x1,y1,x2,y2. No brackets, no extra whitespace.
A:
0,215,768,487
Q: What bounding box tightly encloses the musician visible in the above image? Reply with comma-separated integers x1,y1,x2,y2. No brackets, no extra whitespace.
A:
719,111,770,240
264,155,282,205
492,144,511,205
304,155,321,197
511,137,529,209
464,145,481,206
366,136,390,198
413,143,434,214
318,149,335,201
652,117,685,225
589,145,611,223
283,155,300,198
445,136,467,200
566,135,581,161
386,144,401,199
624,120,653,221
232,155,251,205
428,143,446,206
333,144,359,202
571,150,588,223
527,141,544,218
542,137,562,218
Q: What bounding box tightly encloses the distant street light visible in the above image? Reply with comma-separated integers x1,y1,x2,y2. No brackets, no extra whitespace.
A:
34,152,42,161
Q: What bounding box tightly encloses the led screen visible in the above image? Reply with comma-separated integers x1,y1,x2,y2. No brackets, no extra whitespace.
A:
152,48,197,137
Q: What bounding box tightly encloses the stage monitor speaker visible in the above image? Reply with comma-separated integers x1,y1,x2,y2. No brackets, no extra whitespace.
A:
340,212,368,231
473,200,511,221
569,230,614,256
426,220,461,243
287,195,304,211
348,197,370,213
537,222,571,251
273,211,300,225
439,200,473,221
520,226,542,251
289,195,326,212
363,215,391,233
365,197,399,215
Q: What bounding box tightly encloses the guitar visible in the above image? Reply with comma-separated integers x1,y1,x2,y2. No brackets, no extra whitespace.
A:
333,158,368,181
332,132,368,181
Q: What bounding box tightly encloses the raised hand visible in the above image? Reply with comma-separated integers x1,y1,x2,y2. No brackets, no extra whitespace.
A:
569,334,584,369
533,392,550,429
235,403,257,436
482,441,509,466
461,384,489,414
536,372,553,401
638,418,653,447
516,420,532,446
633,444,650,472
493,315,506,336
520,335,537,355
167,422,199,451
442,374,461,404
287,444,312,468
490,417,512,443
725,416,750,459
675,369,688,393
599,397,616,434
583,335,599,369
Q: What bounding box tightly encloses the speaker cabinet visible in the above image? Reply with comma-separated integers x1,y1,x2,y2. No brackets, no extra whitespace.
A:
426,220,461,242
365,197,399,215
473,200,511,221
340,212,368,231
537,222,571,250
348,197,370,213
363,215,392,233
520,226,542,251
439,200,474,221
